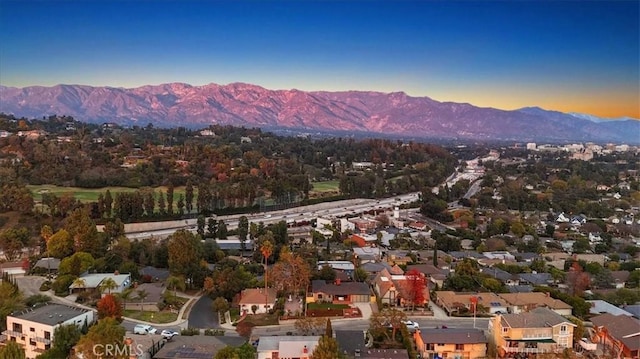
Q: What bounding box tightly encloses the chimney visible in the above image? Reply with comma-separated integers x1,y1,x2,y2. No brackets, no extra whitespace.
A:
545,292,550,297
114,270,120,275
335,278,341,286
303,345,308,354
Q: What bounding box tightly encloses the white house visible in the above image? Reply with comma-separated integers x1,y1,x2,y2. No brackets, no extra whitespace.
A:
68,272,131,296
257,336,320,359
556,212,570,223
3,303,94,359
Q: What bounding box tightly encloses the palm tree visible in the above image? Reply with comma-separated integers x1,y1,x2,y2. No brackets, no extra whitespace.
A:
137,289,148,311
119,288,133,311
260,240,274,308
165,276,185,297
99,278,118,295
72,278,86,293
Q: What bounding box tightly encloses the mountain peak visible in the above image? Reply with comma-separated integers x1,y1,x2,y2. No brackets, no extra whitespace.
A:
0,83,637,143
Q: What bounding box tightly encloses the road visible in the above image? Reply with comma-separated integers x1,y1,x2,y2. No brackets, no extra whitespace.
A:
251,316,491,337
187,295,219,329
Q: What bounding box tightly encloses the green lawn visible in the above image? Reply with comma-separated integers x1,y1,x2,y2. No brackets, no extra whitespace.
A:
240,313,279,326
28,185,194,204
310,180,340,193
307,302,349,310
123,310,178,324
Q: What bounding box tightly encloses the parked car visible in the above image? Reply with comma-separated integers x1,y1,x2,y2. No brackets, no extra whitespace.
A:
403,320,420,330
133,324,157,335
161,329,180,340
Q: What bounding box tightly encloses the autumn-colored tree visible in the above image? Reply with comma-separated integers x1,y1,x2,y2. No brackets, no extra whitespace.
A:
311,334,340,359
203,276,215,293
47,229,73,259
97,294,123,321
404,269,427,312
270,247,310,295
294,317,326,335
64,208,100,256
566,262,591,296
167,230,202,285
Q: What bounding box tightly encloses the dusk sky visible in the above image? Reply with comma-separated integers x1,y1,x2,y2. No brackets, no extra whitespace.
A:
0,1,638,118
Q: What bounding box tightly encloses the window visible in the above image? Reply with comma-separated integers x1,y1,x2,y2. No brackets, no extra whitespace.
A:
502,327,508,333
455,344,464,351
29,339,36,346
45,344,51,350
30,327,35,332
438,343,445,346
425,343,435,350
560,325,567,333
44,331,51,340
12,323,22,333
318,294,323,299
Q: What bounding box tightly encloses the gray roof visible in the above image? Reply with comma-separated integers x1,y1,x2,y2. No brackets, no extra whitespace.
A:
361,262,392,273
311,280,371,296
11,303,90,326
417,328,487,344
336,330,367,356
587,300,634,317
501,307,573,328
140,266,170,281
153,335,246,359
34,257,60,270
518,273,552,285
483,267,517,282
591,314,640,351
449,251,484,259
516,252,540,261
507,285,534,293
622,304,640,319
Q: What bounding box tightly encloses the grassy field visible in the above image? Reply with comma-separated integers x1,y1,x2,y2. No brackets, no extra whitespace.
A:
123,310,178,324
27,185,193,203
310,180,340,193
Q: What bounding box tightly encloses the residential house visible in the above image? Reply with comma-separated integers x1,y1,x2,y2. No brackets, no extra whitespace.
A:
0,261,27,277
139,266,170,282
238,288,277,315
555,212,570,223
481,267,520,286
621,304,640,319
357,349,409,359
573,253,606,266
33,258,60,274
406,264,449,288
489,307,576,357
350,233,379,247
215,236,254,251
153,335,246,359
414,328,488,359
610,271,631,289
498,292,573,316
360,262,393,277
591,313,640,359
518,272,552,286
435,291,508,316
353,247,382,263
570,215,587,226
385,250,413,266
348,218,379,234
257,336,320,359
308,279,373,304
373,269,429,308
587,300,634,317
317,261,355,278
3,303,94,359
69,272,131,296
335,330,367,359
483,251,516,261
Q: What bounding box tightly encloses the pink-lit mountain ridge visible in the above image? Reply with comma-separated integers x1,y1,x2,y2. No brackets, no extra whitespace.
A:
0,82,638,143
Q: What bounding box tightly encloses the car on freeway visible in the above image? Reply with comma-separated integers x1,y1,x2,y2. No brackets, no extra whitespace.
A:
133,324,157,335
161,329,180,340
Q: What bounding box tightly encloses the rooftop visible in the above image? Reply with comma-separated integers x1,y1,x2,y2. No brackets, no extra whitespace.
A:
257,336,320,354
591,313,640,351
417,328,487,344
154,335,246,359
501,307,574,329
11,303,90,326
311,280,371,296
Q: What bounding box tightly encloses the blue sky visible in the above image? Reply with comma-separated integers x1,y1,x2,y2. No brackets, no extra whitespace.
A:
0,0,638,117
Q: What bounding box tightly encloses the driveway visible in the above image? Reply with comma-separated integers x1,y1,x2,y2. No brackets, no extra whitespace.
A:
187,295,219,329
353,303,374,320
428,300,449,319
15,276,47,297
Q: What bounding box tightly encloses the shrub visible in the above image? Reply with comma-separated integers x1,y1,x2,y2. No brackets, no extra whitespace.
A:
52,275,76,296
25,294,51,307
180,327,200,336
204,329,225,336
39,281,52,292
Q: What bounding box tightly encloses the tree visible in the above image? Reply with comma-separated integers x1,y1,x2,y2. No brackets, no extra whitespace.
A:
167,230,202,285
212,297,230,314
197,215,206,238
260,239,274,304
369,308,407,342
119,288,133,311
203,276,215,293
137,289,148,311
214,343,256,359
40,324,82,359
270,248,311,295
59,252,95,276
312,333,340,359
166,275,185,297
104,189,113,217
317,265,336,281
294,317,325,335
97,294,123,321
99,277,118,295
566,262,590,296
64,208,100,256
46,229,75,259
217,220,228,239
238,216,249,255
0,227,31,261
75,318,126,359
166,182,174,215
0,340,25,359
353,267,368,282
185,180,194,213
207,218,217,238
404,269,427,312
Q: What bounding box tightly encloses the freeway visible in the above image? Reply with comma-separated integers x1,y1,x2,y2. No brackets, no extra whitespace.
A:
126,192,421,240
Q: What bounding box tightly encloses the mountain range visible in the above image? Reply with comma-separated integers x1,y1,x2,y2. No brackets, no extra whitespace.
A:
0,82,638,143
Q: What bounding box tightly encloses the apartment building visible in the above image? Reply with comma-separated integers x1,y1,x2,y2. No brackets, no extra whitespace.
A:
3,303,94,359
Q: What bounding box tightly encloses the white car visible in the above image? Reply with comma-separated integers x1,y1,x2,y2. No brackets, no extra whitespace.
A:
161,329,180,340
133,324,157,335
403,320,420,330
